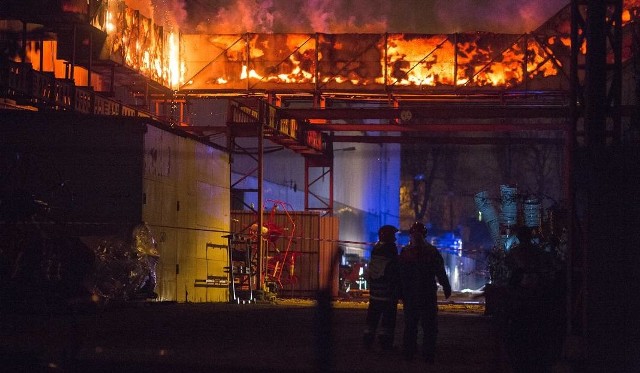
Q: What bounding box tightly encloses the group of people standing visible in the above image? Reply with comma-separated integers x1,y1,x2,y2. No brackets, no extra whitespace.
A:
363,221,452,363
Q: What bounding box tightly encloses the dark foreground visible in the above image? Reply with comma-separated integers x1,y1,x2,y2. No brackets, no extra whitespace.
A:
1,300,507,373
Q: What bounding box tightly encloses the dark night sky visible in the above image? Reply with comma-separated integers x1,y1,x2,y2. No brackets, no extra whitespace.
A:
129,0,569,34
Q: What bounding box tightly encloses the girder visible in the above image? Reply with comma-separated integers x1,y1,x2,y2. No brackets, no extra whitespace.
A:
279,106,571,120
306,123,568,132
330,135,566,145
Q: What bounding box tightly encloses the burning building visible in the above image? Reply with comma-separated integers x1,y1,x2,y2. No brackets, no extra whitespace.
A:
1,4,639,361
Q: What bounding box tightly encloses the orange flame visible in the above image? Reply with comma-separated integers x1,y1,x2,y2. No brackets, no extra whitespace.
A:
91,1,640,91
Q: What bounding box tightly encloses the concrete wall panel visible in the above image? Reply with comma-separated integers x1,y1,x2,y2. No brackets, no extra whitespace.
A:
143,125,230,303
156,228,178,301
142,179,162,226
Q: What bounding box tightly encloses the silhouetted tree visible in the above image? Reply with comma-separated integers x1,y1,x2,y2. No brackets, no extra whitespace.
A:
402,145,441,223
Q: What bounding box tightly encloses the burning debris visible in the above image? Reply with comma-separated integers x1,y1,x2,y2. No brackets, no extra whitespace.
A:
92,0,184,89
181,31,569,92
12,1,635,95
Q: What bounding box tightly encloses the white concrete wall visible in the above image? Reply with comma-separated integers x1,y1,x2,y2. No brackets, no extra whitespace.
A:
143,125,231,302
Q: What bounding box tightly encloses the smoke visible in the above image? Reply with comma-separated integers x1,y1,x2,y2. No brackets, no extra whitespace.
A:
186,0,391,34
125,0,188,31
298,0,389,33
123,0,567,34
432,0,567,33
191,0,277,34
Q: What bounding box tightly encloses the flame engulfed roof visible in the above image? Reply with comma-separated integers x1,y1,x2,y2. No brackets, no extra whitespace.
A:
2,1,638,95
3,0,631,97
180,32,568,93
81,1,640,94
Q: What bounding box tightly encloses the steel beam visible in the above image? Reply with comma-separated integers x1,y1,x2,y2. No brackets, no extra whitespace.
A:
306,123,569,132
280,106,571,120
330,135,566,145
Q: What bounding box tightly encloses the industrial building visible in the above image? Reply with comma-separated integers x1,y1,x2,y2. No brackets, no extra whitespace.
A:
1,1,639,370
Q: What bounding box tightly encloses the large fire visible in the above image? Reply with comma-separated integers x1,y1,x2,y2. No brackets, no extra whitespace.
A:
17,0,640,93
182,32,568,91
91,0,184,89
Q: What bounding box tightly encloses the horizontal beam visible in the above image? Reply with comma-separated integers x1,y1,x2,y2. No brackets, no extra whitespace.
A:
309,122,569,132
179,125,228,134
280,106,572,120
330,135,566,145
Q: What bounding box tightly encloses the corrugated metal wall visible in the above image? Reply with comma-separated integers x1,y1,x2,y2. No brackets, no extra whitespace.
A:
231,210,339,298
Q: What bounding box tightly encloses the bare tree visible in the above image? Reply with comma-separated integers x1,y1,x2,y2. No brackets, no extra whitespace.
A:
511,133,564,206
438,145,462,230
402,144,442,223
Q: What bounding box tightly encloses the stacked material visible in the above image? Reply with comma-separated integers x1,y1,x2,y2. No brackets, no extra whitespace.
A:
474,191,501,246
523,197,541,228
500,185,518,227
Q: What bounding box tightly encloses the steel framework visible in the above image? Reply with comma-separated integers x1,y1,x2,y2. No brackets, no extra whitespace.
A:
1,1,638,346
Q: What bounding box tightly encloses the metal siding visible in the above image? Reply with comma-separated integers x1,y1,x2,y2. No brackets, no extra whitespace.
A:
230,210,339,297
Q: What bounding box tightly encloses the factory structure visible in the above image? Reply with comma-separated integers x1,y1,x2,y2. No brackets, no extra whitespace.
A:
1,2,639,365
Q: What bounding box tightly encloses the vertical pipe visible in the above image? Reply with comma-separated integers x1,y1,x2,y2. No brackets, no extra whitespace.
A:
257,101,265,292
565,0,584,335
564,120,575,336
569,0,581,336
611,2,623,144
581,0,607,339
584,1,607,147
329,157,334,216
304,158,310,211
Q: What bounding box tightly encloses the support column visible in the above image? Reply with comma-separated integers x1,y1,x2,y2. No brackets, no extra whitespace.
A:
257,101,265,291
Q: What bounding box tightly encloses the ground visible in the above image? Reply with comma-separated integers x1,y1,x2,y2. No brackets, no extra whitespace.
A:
0,295,513,373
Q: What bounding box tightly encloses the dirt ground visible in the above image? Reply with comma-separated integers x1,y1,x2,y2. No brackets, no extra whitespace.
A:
0,297,510,373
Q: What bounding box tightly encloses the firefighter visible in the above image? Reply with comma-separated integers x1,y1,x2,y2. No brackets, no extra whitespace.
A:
502,227,566,372
363,224,401,351
399,221,451,363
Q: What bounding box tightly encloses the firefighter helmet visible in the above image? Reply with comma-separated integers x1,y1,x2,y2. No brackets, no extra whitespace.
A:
378,224,399,236
409,221,427,236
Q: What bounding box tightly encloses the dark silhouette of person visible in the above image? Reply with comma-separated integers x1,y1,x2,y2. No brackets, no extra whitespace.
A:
363,224,400,350
399,221,452,363
503,227,566,373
